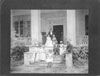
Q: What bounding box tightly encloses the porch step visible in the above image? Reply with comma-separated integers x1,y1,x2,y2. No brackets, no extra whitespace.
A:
53,55,62,63
30,55,63,65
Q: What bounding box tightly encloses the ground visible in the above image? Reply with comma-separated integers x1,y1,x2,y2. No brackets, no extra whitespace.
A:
10,55,88,73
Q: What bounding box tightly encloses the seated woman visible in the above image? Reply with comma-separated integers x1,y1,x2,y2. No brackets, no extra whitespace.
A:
46,49,54,68
38,45,46,61
30,42,39,63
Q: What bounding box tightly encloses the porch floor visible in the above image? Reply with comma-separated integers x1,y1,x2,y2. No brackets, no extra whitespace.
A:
11,56,88,73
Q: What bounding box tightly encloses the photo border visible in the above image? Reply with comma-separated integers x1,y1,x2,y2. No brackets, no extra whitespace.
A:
1,0,100,75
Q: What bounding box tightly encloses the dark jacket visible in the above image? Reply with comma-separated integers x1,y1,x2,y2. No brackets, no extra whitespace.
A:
48,31,54,40
66,44,73,53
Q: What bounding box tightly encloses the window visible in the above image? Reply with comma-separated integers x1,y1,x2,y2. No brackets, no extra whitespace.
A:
14,15,31,38
15,21,19,34
85,15,88,35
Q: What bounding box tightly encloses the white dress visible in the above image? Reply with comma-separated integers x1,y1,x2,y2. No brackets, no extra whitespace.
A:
45,36,53,63
45,36,53,48
59,44,65,55
31,47,39,62
46,52,53,63
39,47,46,61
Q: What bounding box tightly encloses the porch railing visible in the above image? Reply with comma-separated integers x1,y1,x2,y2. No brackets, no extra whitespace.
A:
77,35,88,46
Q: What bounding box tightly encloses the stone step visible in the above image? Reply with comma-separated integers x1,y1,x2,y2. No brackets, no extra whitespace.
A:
53,58,62,60
37,61,65,67
53,56,62,63
29,55,63,65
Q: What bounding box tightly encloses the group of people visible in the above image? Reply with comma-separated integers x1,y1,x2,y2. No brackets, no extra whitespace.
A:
46,37,73,68
30,29,73,68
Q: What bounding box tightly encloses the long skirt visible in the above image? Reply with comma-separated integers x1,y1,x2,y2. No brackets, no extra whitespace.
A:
60,48,65,55
39,52,46,61
46,56,53,63
31,52,36,63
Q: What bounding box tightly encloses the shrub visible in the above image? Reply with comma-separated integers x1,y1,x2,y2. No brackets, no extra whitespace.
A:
73,46,88,64
11,46,29,61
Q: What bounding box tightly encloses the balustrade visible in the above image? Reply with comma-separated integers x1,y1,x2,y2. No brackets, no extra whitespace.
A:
78,35,88,47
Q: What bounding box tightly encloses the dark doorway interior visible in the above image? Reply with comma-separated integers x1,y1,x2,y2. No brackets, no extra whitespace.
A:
85,15,89,35
53,25,63,44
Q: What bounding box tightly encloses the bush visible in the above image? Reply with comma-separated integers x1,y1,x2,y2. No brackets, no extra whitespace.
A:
73,46,88,64
11,46,29,61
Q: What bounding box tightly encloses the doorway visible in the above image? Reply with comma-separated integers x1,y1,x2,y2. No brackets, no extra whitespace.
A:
53,25,63,44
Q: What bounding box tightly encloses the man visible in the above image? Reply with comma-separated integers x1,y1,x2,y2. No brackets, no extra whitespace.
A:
65,41,73,68
66,41,73,54
48,29,54,40
52,35,57,45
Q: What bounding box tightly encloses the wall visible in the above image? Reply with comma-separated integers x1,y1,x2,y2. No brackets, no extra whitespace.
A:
41,18,49,34
12,10,31,16
47,17,67,42
41,16,67,42
11,10,89,45
76,10,89,45
41,10,67,43
41,10,89,44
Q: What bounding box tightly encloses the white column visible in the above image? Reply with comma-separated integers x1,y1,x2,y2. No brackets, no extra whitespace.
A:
66,10,76,46
31,10,42,44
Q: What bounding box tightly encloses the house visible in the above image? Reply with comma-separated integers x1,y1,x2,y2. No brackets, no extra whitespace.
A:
11,10,89,47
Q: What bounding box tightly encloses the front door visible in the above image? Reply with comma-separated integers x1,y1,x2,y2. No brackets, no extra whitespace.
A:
53,25,63,44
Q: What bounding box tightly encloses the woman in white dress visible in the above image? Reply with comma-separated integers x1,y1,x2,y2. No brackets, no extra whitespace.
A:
46,49,54,68
45,35,53,47
30,44,39,63
38,45,46,61
45,35,54,67
45,35,53,53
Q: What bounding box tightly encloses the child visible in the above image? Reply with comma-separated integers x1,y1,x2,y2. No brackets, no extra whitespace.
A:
59,41,64,55
46,49,54,68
